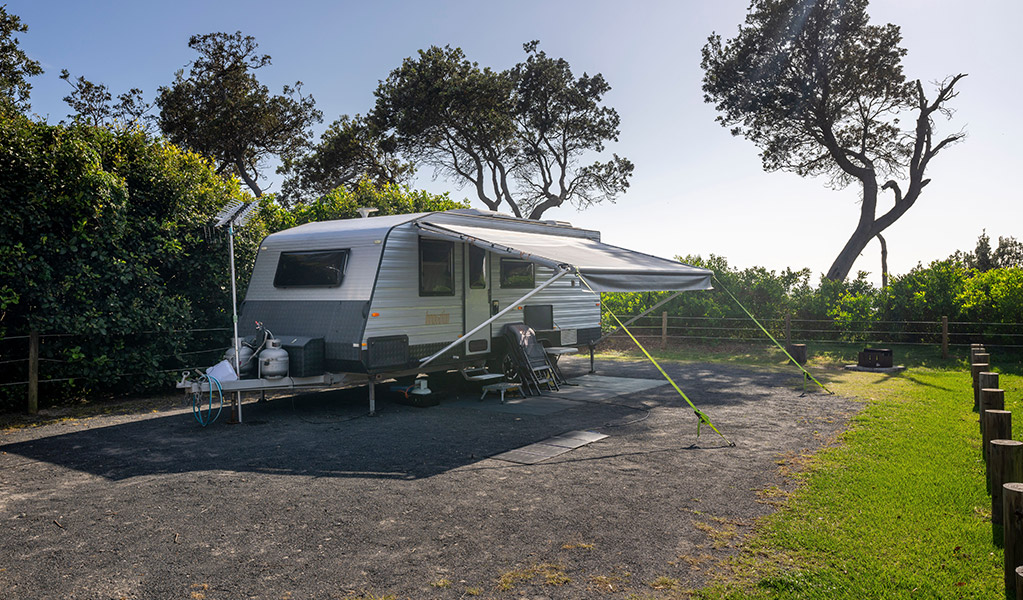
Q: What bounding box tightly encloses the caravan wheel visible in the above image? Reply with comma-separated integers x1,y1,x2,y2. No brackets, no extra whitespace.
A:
501,352,521,383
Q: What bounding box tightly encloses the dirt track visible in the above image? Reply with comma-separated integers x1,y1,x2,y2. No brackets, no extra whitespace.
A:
0,357,858,599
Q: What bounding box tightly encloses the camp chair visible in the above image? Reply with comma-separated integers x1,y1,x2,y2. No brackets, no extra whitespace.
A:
501,323,559,396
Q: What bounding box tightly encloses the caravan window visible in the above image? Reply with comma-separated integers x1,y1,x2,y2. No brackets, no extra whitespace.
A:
500,259,534,289
419,239,454,296
273,250,349,288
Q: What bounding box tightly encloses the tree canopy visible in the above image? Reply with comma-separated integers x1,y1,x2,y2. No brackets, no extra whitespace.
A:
701,0,965,281
371,41,633,220
59,69,156,131
156,31,321,197
277,114,412,205
0,5,42,111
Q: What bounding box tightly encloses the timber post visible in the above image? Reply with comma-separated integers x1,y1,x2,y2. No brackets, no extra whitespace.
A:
27,330,39,415
1005,483,1023,597
978,377,1002,433
972,360,990,412
984,410,1012,466
661,311,667,350
785,314,792,342
990,440,1023,542
941,316,949,359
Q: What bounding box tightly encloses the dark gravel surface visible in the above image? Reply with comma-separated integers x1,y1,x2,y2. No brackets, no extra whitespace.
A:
0,358,859,600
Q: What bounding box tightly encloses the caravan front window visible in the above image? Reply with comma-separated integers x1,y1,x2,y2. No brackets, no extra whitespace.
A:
273,250,349,288
419,238,454,296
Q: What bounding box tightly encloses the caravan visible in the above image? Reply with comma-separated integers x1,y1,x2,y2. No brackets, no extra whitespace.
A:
179,209,712,405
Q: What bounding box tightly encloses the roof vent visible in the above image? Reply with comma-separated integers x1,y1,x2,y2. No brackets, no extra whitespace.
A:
357,207,379,218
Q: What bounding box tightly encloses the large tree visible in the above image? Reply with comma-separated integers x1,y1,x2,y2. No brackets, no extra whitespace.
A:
0,5,42,111
157,31,321,197
59,69,156,132
372,42,633,220
701,0,965,281
277,114,412,205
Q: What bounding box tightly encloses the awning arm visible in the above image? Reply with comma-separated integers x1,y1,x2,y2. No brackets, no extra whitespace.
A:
593,290,687,346
418,267,571,369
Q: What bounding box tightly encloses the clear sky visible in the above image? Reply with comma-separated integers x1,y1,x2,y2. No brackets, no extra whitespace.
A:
9,0,1022,284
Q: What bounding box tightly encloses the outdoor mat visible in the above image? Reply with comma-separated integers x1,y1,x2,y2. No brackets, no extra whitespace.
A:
491,430,609,464
447,374,667,416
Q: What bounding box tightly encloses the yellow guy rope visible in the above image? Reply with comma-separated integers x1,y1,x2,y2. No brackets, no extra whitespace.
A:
712,275,834,395
576,271,735,447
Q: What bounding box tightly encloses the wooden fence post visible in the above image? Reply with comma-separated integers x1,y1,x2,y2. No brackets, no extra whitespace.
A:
785,314,792,342
990,440,1023,540
661,311,667,350
27,330,39,415
979,374,1001,431
941,316,949,359
1005,483,1023,597
985,410,1012,466
973,360,991,412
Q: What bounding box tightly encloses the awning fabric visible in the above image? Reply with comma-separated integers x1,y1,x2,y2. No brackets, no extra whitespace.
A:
415,221,713,293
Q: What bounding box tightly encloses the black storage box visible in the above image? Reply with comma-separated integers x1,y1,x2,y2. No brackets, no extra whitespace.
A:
279,336,325,377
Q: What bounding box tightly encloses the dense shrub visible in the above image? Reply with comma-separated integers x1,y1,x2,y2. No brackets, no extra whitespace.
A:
0,108,256,408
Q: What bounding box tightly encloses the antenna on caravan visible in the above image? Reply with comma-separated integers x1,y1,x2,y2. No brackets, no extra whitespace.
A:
213,200,259,423
356,207,378,218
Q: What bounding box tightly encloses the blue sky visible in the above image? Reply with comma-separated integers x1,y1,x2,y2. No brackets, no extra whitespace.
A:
10,0,1022,283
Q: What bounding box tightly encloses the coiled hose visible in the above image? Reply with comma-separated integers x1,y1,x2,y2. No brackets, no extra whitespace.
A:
192,373,223,427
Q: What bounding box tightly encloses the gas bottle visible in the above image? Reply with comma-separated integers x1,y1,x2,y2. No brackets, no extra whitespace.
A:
224,338,255,378
259,338,289,379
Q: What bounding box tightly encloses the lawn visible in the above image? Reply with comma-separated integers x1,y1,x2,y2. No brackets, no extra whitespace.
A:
600,341,1023,599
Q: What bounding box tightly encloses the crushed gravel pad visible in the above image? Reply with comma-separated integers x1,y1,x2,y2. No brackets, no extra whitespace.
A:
0,358,859,599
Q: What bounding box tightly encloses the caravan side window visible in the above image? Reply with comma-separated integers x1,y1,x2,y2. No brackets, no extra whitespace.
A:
419,238,455,296
274,250,349,288
500,259,534,288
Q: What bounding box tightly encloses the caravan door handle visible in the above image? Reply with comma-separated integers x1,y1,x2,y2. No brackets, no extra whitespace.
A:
491,300,500,316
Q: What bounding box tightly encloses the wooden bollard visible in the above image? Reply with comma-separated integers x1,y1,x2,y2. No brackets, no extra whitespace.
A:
1005,483,1023,596
982,389,1007,436
973,362,990,411
985,410,1012,466
990,440,1023,530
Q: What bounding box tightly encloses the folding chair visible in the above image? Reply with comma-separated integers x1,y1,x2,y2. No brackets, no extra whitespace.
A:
501,323,559,396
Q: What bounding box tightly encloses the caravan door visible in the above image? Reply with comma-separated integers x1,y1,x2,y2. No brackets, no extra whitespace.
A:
463,244,491,355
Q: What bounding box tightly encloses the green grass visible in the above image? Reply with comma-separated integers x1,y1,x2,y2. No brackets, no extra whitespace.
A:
600,341,1023,599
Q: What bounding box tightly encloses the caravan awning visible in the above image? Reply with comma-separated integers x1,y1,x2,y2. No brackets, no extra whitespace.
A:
415,221,713,293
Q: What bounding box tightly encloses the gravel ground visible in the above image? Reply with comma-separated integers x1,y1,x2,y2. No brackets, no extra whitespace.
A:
0,357,859,600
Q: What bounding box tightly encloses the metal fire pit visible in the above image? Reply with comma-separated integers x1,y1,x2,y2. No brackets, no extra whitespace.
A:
858,347,893,368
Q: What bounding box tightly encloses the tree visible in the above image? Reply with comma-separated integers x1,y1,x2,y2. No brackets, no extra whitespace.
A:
260,178,468,233
372,42,633,220
157,31,321,197
952,230,1023,271
701,0,966,281
59,69,157,131
278,114,412,205
0,5,42,111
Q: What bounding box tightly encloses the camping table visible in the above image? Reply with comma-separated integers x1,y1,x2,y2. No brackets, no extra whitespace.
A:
544,346,578,385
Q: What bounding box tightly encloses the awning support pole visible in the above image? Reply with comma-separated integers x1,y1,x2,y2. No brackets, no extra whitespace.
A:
594,290,686,346
368,380,376,416
418,267,571,369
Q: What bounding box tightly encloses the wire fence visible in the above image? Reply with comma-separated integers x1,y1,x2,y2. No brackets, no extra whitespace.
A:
4,315,1022,413
600,314,1023,350
0,328,234,413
